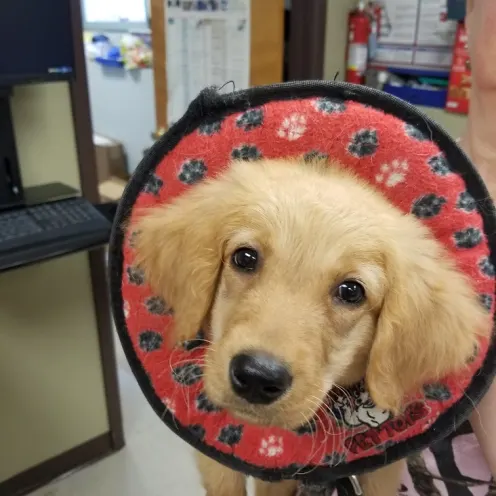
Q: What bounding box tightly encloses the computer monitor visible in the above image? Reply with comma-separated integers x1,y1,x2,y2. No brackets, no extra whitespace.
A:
0,1,75,209
0,0,75,86
0,90,25,210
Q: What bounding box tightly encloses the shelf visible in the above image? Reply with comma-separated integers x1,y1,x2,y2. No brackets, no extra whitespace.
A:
383,83,447,109
387,67,450,79
0,200,114,273
0,223,111,273
95,57,124,68
369,63,450,79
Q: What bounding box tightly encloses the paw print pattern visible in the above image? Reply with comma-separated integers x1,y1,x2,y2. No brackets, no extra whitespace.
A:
323,452,346,467
196,391,221,413
423,383,451,401
304,150,328,163
467,343,480,364
375,160,408,188
259,436,284,457
128,230,139,248
295,418,318,435
314,97,346,114
188,424,206,441
123,95,496,466
348,129,378,157
277,114,307,141
144,296,171,315
162,396,176,414
236,108,264,131
404,123,427,141
453,227,483,249
218,425,243,446
138,330,163,352
427,154,451,176
182,329,206,351
127,266,145,285
178,159,207,185
123,300,130,319
457,191,477,213
231,144,262,161
198,119,223,135
479,293,494,312
172,363,203,386
411,194,447,219
479,256,496,278
143,173,163,195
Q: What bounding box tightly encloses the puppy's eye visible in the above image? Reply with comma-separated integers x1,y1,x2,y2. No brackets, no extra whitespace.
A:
231,247,259,272
334,280,365,305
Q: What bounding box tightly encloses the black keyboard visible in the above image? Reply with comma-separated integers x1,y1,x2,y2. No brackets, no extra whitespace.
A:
0,197,112,271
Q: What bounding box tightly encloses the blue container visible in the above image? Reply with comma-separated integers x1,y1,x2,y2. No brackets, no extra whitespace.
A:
95,57,124,68
383,83,448,109
447,0,466,20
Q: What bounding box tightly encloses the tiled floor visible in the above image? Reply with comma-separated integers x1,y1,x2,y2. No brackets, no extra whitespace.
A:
29,336,204,496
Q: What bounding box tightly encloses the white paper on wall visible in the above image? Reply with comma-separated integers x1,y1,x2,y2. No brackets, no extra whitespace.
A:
165,0,250,127
373,0,457,71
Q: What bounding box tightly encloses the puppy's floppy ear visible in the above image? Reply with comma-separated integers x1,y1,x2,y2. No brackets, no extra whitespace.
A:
366,225,490,413
132,178,234,343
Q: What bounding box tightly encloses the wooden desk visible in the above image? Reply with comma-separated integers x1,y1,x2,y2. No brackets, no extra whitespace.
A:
0,2,123,494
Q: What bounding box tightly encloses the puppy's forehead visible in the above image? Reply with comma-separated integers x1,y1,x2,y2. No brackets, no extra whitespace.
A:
238,184,391,249
222,160,399,271
227,206,389,282
229,160,395,223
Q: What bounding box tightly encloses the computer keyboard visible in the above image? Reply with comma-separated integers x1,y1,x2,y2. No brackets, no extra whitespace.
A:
0,197,112,270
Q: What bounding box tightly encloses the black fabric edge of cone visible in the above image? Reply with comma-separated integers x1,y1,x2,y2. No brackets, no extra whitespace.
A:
108,81,496,483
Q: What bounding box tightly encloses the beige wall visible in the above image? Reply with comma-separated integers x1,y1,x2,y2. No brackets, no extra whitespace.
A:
322,0,467,138
0,83,109,482
323,0,356,82
418,106,467,139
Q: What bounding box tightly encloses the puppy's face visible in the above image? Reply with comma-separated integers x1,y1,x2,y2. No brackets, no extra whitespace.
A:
134,159,489,429
204,176,387,428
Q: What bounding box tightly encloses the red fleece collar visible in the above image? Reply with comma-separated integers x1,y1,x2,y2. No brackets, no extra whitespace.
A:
112,85,495,482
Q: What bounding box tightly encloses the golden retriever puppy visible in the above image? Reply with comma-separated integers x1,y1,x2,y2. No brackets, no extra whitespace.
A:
133,158,490,496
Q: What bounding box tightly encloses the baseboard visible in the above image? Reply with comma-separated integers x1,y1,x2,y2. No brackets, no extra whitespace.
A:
0,432,120,496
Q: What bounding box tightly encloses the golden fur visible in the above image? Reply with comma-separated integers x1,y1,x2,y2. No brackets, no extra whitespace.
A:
132,158,490,496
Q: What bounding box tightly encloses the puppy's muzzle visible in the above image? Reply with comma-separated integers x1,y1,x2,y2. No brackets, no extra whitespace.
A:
229,351,293,405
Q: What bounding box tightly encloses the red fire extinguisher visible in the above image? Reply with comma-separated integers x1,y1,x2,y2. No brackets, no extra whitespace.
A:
346,0,371,85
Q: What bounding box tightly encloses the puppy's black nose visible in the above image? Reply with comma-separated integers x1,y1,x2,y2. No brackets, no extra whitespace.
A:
229,352,292,405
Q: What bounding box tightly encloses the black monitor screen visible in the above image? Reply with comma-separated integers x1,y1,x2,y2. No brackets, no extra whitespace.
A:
0,0,75,86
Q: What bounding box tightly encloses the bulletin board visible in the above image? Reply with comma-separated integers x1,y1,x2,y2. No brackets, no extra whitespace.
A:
370,0,458,73
150,0,285,133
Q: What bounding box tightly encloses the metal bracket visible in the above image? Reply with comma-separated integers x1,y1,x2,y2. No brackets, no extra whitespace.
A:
349,475,363,495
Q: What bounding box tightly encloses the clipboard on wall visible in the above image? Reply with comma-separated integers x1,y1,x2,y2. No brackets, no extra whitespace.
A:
149,0,285,137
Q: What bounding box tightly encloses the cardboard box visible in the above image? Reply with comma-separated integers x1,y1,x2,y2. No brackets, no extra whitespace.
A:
445,22,471,115
94,134,129,183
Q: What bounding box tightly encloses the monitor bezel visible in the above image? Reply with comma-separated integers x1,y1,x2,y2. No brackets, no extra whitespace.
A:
0,0,76,88
0,71,75,87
